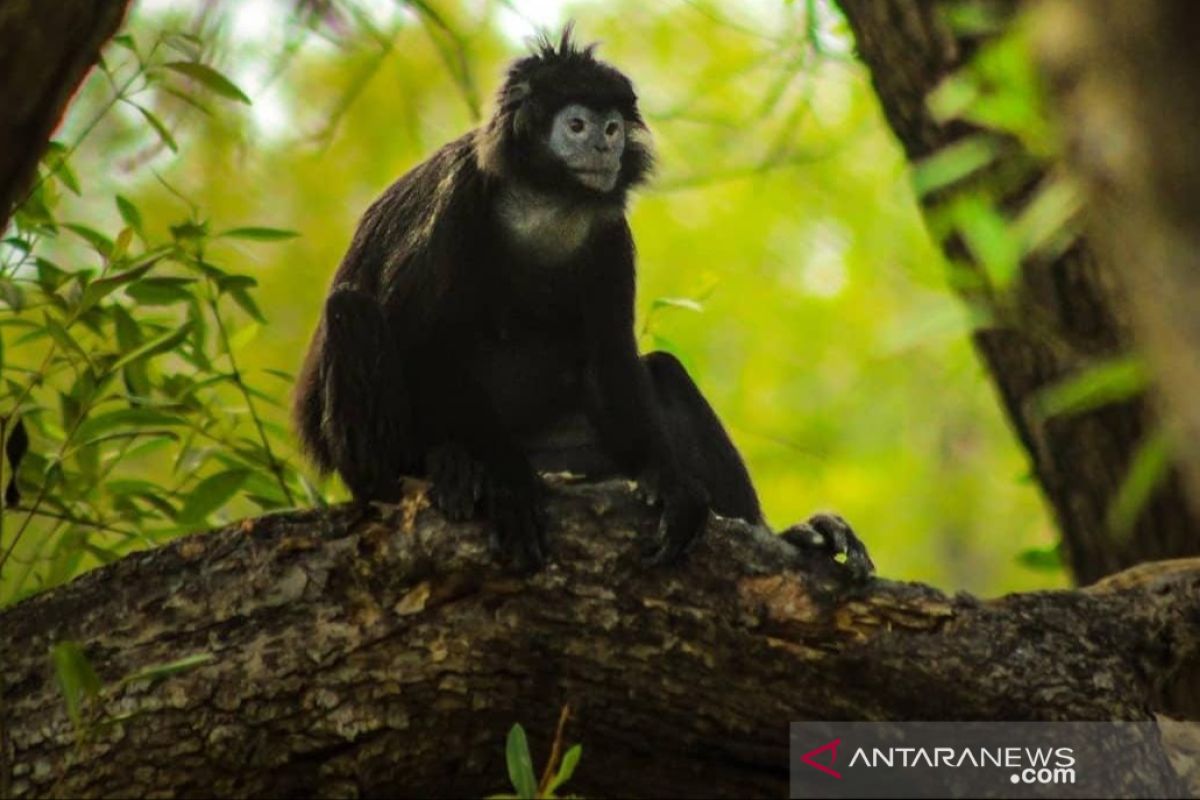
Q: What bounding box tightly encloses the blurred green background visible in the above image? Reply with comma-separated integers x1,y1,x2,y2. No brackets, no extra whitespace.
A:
2,0,1063,597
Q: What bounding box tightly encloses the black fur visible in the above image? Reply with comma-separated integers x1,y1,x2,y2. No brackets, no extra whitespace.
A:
294,27,763,570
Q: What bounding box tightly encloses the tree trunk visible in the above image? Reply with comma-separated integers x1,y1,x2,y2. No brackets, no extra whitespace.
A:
1032,0,1200,542
2,480,1198,798
834,0,1200,585
0,0,132,229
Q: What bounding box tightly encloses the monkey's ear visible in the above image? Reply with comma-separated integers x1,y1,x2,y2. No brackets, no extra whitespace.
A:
507,81,535,139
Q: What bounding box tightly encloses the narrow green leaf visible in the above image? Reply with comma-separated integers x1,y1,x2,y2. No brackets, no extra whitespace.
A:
229,287,266,323
1034,356,1148,419
112,322,192,370
164,62,252,104
650,296,704,313
1108,429,1171,538
177,468,251,524
1016,546,1062,572
546,744,583,795
43,312,93,367
115,195,144,234
63,223,114,258
122,653,214,686
911,135,999,197
52,641,102,731
126,277,197,306
75,408,184,443
135,104,178,152
218,227,299,242
78,260,158,314
506,724,538,800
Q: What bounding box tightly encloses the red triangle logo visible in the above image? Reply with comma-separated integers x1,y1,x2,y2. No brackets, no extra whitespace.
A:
800,738,842,779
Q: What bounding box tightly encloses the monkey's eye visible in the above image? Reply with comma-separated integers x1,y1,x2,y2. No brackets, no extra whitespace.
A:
569,118,586,134
605,120,621,137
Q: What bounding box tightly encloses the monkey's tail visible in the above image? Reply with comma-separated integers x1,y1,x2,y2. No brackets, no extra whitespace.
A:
293,286,410,502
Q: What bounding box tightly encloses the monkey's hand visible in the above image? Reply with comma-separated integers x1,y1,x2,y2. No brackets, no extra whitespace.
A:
780,512,874,583
427,442,484,522
644,475,710,566
484,459,547,573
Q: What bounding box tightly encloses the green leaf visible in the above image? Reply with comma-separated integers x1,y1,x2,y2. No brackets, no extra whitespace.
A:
164,62,252,104
78,260,158,314
75,408,185,443
546,744,582,795
218,227,300,241
177,468,251,524
43,312,93,368
115,195,144,234
1108,429,1171,538
1016,545,1062,572
1034,356,1148,419
229,286,266,323
126,277,197,306
112,322,192,370
121,653,214,686
911,135,999,197
52,641,102,731
135,104,178,152
64,223,114,258
505,724,538,800
651,296,704,313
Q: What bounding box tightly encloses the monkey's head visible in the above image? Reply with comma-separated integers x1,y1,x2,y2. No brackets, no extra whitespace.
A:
476,25,654,203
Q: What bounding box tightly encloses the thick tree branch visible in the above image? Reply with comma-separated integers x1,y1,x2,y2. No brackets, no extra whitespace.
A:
0,0,132,229
2,480,1198,798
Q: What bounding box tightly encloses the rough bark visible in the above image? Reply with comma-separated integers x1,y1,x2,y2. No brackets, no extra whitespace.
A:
1032,0,1200,532
2,480,1198,798
835,0,1200,585
0,0,132,229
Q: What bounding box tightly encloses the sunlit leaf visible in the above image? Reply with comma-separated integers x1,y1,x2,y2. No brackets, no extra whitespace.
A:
1033,356,1148,419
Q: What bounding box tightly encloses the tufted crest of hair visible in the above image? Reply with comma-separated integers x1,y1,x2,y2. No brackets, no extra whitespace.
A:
475,24,653,197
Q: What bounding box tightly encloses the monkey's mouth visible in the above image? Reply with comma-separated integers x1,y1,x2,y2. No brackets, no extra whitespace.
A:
571,166,620,191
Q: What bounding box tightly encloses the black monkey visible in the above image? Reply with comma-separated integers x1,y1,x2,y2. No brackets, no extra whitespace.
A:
294,28,872,576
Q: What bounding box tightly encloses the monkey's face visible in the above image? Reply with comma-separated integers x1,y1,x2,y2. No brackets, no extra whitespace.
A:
546,103,626,193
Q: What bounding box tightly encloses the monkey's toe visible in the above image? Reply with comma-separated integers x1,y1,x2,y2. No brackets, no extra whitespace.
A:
781,512,875,582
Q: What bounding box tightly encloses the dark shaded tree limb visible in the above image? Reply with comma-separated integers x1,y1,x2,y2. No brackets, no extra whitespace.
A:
0,0,132,230
835,0,1200,585
2,481,1198,798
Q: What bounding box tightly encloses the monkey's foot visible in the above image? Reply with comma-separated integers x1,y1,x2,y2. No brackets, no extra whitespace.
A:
780,512,874,583
642,477,709,567
427,442,484,522
485,475,548,573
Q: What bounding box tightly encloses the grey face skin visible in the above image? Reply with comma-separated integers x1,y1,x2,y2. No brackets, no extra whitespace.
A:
547,103,625,192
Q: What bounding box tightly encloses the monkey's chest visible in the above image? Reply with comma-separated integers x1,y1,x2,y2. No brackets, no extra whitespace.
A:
467,328,586,435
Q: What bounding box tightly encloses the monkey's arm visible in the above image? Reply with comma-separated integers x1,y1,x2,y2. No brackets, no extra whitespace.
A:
581,224,709,563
